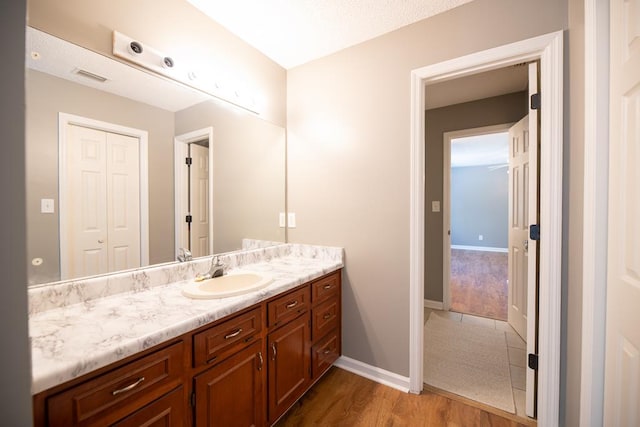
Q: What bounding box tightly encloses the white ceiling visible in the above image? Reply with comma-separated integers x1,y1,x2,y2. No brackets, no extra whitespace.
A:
451,132,509,168
187,0,476,69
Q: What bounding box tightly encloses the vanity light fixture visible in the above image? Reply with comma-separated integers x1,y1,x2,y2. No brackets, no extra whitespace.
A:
112,30,260,115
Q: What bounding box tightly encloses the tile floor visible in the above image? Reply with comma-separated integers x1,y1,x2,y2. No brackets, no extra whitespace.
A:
424,307,529,419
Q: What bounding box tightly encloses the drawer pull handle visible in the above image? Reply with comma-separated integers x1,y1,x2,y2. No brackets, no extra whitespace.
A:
257,351,264,371
323,284,332,290
271,342,277,361
112,377,145,396
323,349,331,355
286,301,298,309
225,328,243,339
323,313,332,320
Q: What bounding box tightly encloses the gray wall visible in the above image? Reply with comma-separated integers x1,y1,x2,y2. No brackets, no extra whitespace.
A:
287,0,564,381
0,0,32,424
175,101,286,253
451,165,508,248
26,70,176,284
425,91,528,301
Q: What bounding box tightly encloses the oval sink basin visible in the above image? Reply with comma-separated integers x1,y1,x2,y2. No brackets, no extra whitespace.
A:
182,272,273,299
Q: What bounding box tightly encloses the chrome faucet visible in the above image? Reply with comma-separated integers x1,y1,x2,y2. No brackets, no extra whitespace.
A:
177,248,192,262
196,256,225,281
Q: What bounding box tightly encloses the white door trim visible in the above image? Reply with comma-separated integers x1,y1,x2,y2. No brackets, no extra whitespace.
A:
442,123,513,311
58,113,149,279
579,0,609,424
410,31,563,426
174,127,214,259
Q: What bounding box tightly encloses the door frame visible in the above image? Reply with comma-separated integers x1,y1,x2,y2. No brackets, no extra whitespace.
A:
174,127,214,259
579,0,609,424
58,113,149,279
409,31,563,426
442,123,513,312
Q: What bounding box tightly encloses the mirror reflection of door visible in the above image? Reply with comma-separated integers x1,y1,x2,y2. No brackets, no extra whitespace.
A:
184,141,210,257
175,127,213,259
61,122,142,279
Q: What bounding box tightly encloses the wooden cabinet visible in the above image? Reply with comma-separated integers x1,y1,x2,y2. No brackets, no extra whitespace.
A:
33,269,342,427
310,272,341,381
43,342,185,427
193,307,262,367
194,340,265,427
112,386,185,427
267,312,310,424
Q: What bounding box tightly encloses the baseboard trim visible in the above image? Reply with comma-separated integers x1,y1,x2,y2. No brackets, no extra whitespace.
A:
451,245,508,253
424,299,444,310
334,356,411,393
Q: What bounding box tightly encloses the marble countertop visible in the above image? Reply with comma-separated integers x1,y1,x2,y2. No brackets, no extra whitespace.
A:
29,254,342,394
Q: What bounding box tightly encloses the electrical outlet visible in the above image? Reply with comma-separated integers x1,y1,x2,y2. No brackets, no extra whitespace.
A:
279,212,285,228
431,201,440,212
287,212,296,228
41,198,54,213
478,235,483,241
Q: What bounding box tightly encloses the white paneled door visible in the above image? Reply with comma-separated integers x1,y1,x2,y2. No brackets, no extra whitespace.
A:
64,124,140,279
508,62,539,418
604,1,640,425
189,143,210,258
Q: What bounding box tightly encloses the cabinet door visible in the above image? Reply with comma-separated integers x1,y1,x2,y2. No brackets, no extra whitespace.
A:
111,386,184,426
194,340,265,427
267,313,310,424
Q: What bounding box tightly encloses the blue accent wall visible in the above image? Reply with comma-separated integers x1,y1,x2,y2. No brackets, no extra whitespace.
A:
451,165,508,248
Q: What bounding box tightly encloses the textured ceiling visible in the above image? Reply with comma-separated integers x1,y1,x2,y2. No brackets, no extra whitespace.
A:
187,0,476,69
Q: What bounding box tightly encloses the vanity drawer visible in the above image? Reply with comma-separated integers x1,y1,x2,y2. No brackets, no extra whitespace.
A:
311,297,339,341
311,271,340,305
46,341,184,427
193,307,262,367
267,286,310,328
311,329,340,379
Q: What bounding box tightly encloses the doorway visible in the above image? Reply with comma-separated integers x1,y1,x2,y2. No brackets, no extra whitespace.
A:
174,127,214,259
409,31,563,427
443,125,512,322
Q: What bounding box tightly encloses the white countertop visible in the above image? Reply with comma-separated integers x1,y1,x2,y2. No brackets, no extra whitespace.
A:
29,254,342,394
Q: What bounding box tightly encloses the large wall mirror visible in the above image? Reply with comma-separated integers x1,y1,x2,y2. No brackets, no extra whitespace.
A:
25,26,286,286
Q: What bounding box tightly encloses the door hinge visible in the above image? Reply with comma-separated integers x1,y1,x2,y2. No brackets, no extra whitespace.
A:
190,391,196,407
530,93,541,110
185,214,193,224
528,353,539,370
529,224,540,241
185,156,193,165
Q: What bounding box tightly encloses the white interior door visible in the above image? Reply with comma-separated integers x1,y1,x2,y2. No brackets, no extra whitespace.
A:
65,125,108,278
189,143,210,257
507,62,539,418
64,124,141,279
604,1,640,425
106,132,141,272
507,115,530,340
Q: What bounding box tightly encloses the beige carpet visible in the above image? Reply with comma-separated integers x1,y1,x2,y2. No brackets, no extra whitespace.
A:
423,312,515,413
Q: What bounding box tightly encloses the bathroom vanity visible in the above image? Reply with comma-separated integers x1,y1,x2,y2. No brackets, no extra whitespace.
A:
29,244,343,426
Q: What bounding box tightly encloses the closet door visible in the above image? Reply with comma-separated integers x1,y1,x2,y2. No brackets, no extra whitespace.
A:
63,124,140,279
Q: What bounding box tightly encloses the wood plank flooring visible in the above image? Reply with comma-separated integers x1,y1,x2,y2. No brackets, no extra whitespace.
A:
450,249,508,321
276,367,530,427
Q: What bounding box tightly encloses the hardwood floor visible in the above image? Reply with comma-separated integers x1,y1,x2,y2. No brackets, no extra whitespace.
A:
450,249,508,321
276,367,531,427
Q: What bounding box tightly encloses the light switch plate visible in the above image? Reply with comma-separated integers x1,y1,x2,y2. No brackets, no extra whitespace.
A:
431,201,440,212
279,212,286,228
287,212,296,228
41,198,55,214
